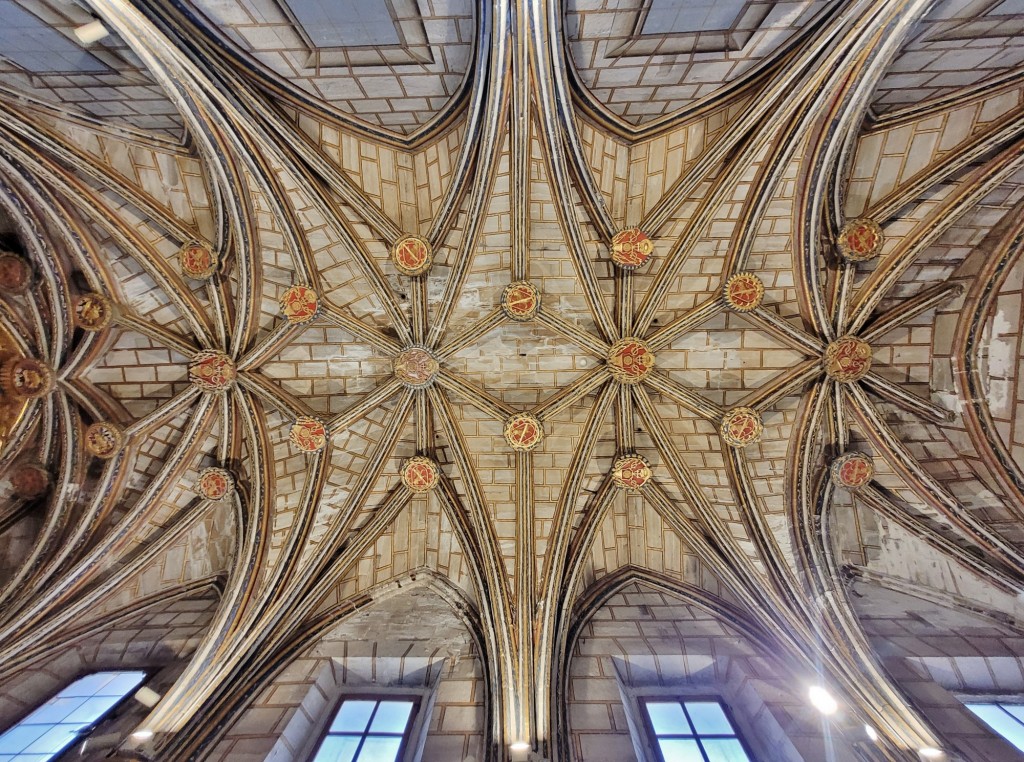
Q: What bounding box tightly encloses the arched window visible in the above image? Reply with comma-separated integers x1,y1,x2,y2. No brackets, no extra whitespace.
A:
0,670,146,761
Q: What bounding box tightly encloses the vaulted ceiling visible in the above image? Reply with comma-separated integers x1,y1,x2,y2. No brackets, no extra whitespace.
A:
2,0,1024,760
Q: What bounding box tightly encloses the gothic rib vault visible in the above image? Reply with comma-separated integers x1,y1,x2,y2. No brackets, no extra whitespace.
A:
6,0,1024,760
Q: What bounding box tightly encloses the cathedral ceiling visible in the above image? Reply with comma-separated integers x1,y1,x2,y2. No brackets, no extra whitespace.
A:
2,0,1024,759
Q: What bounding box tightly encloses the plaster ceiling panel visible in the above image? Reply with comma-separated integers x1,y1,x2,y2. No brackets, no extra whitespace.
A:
566,0,833,126
184,0,475,136
0,0,184,138
873,0,1024,116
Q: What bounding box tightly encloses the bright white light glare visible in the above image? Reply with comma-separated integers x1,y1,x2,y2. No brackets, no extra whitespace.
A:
808,685,838,715
919,748,944,759
864,725,878,742
73,20,109,45
131,729,153,740
510,741,530,751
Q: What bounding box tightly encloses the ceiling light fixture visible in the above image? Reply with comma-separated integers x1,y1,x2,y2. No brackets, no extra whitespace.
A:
131,729,153,740
919,748,944,759
808,685,838,715
864,725,878,742
73,20,109,45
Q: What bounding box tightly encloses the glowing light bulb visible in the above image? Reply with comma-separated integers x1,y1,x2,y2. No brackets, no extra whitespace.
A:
131,729,153,740
919,748,944,759
808,685,838,715
864,725,878,742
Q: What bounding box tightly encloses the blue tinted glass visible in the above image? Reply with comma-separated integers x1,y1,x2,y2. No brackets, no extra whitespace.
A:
313,735,359,762
1005,704,1024,724
356,735,402,761
659,738,704,762
703,738,751,762
967,703,1024,752
330,701,376,733
0,671,144,761
647,702,691,735
0,724,49,753
368,702,413,734
685,702,734,735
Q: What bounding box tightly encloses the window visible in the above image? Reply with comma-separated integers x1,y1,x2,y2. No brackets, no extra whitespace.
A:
312,698,417,762
643,699,753,762
964,701,1024,753
0,670,146,761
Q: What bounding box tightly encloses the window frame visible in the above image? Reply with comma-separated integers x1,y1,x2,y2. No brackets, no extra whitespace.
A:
307,692,425,762
638,695,758,762
0,669,148,761
958,694,1024,753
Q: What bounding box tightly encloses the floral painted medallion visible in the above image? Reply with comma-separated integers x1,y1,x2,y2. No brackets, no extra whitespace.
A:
837,219,884,262
394,347,439,388
401,456,440,493
197,467,234,501
610,228,653,269
188,351,236,392
831,452,874,490
724,273,765,312
501,281,540,321
11,463,51,499
504,413,544,452
85,422,124,459
74,293,115,331
823,336,872,383
280,285,319,324
391,236,432,276
720,407,763,448
290,417,328,453
0,253,32,294
607,338,654,384
180,242,218,280
612,455,652,491
1,357,54,399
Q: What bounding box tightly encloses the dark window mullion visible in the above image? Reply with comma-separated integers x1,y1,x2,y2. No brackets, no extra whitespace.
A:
352,700,381,762
997,702,1024,731
679,700,713,762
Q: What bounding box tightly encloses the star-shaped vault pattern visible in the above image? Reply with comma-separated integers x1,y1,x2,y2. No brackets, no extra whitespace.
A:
4,1,1024,761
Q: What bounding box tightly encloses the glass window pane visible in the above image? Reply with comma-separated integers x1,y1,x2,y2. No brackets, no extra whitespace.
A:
96,672,145,697
356,735,402,762
23,725,81,754
23,697,89,725
658,738,704,762
60,674,113,698
330,701,377,733
967,703,1024,752
368,702,413,734
703,738,751,762
63,695,124,724
0,724,50,754
685,702,734,736
647,701,691,736
1003,704,1024,724
312,735,360,762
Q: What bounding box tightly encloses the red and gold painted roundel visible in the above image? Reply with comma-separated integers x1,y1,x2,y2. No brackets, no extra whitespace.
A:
823,336,872,383
401,455,440,493
0,253,32,294
180,242,218,280
613,455,652,490
610,228,653,269
504,413,544,452
501,281,540,321
85,422,124,459
831,452,874,490
391,235,432,276
393,347,439,388
280,285,319,324
74,293,115,331
837,219,884,262
720,407,763,448
11,463,51,499
724,273,765,312
188,351,236,392
608,338,654,384
290,417,328,453
1,357,54,399
197,467,234,501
